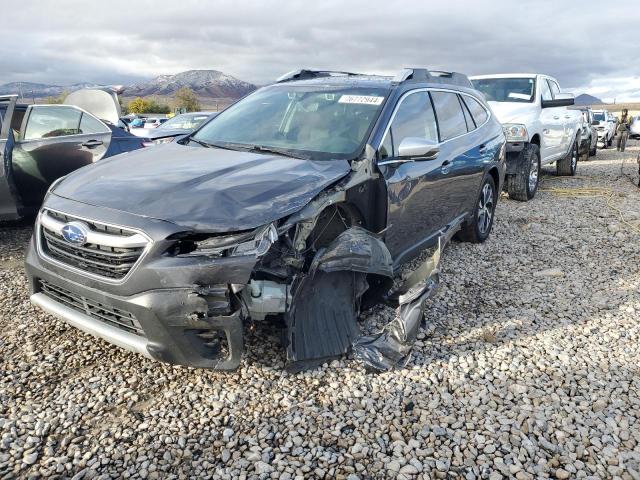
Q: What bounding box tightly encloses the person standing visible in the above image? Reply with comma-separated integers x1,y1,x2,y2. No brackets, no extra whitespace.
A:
616,108,633,152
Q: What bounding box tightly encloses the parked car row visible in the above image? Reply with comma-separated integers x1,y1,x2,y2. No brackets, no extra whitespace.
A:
5,67,587,371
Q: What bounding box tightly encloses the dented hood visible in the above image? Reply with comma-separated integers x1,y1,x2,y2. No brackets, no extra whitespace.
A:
51,142,351,232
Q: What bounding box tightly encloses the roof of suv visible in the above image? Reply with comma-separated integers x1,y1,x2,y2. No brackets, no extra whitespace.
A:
274,69,474,90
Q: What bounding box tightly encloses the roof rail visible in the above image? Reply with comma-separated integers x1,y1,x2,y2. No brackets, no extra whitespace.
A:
276,69,364,83
393,68,472,88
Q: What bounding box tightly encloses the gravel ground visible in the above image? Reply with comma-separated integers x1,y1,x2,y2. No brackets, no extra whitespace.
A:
1,144,639,480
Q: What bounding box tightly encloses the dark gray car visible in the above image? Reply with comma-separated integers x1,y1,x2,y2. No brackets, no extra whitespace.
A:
26,68,506,371
0,89,146,220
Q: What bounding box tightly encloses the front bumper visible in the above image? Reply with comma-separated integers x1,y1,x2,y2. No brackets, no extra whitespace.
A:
25,198,257,370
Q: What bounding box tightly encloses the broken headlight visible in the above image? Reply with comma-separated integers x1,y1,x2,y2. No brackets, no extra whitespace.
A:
181,224,279,258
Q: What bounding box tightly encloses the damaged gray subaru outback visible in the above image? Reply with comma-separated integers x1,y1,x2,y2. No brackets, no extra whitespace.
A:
26,68,506,371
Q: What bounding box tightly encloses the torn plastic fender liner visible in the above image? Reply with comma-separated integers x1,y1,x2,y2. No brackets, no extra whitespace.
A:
285,227,394,370
352,221,461,372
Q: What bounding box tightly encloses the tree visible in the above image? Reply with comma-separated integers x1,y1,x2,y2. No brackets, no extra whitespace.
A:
128,97,151,114
127,97,170,114
175,87,200,112
44,90,69,105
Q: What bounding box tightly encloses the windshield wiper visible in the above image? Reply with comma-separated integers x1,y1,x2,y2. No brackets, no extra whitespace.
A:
246,145,306,160
188,138,213,148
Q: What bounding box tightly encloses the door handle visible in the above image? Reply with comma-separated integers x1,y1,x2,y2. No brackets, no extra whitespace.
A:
553,115,560,120
543,129,550,134
82,140,103,148
478,144,488,153
564,115,571,119
441,159,452,167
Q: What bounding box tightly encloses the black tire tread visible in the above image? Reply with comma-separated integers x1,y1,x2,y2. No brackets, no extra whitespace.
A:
506,143,539,202
557,136,578,176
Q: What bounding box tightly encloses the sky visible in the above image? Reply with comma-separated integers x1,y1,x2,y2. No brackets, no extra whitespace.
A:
1,0,638,102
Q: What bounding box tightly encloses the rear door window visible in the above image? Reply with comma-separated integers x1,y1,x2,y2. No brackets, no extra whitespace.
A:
463,96,489,127
23,106,82,140
430,91,468,141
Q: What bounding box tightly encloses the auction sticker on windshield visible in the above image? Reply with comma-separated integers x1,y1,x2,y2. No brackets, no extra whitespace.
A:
338,95,384,105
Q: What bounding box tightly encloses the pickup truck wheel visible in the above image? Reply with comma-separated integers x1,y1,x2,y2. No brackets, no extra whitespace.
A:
557,136,578,176
457,175,496,243
506,143,540,201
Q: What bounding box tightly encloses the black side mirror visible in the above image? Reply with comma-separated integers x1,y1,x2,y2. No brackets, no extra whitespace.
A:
541,93,575,108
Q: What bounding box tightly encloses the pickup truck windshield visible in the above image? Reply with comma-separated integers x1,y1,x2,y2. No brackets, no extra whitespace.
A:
593,112,606,121
192,85,388,160
472,78,535,103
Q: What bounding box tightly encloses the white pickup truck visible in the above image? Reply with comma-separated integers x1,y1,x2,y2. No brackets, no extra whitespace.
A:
470,74,582,201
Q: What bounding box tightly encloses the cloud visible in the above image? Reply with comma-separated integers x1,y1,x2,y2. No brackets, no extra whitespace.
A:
1,0,638,99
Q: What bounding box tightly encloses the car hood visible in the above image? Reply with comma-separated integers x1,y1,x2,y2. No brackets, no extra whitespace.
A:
487,101,537,125
146,127,191,139
51,143,351,232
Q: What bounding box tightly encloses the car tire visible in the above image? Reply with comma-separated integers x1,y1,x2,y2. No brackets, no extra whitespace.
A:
557,136,578,176
506,143,540,202
457,175,497,244
589,141,597,157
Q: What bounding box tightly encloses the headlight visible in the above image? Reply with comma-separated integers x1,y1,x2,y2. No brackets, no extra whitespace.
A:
185,224,278,258
502,124,528,142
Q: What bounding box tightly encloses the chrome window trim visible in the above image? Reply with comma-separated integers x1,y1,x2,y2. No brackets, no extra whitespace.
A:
36,208,154,285
376,87,492,159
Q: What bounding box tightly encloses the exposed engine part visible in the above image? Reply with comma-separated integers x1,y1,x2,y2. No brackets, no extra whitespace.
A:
242,280,290,321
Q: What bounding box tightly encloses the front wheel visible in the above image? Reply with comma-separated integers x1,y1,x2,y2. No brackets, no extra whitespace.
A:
557,136,578,176
457,175,497,244
506,143,540,201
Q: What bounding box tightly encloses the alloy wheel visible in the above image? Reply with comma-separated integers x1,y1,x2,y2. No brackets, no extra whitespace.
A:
477,183,494,235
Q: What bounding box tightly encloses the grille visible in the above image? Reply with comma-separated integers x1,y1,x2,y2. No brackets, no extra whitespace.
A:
39,279,144,336
39,210,148,280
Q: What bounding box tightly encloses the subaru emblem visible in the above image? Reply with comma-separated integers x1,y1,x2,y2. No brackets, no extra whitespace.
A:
61,222,89,246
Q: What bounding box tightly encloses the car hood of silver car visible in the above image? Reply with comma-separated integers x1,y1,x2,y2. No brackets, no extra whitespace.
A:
50,142,351,232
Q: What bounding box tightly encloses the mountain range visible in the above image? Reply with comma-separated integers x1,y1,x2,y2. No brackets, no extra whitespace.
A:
0,70,256,102
574,93,603,105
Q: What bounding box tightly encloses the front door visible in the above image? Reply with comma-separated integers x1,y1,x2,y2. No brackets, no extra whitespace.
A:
538,78,565,161
14,105,111,208
378,90,451,265
0,95,21,220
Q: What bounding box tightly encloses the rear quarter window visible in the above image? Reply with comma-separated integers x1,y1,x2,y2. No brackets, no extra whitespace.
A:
463,96,489,127
430,91,467,141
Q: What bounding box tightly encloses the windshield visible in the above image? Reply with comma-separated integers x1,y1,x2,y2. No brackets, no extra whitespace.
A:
192,85,388,159
160,113,212,130
593,112,605,121
472,77,535,103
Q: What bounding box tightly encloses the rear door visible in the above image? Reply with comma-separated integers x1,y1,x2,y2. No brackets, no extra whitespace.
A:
14,105,111,207
430,90,486,219
0,96,22,220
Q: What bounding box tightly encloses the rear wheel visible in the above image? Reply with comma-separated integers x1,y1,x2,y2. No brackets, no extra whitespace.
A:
457,175,497,243
557,136,578,176
506,143,540,201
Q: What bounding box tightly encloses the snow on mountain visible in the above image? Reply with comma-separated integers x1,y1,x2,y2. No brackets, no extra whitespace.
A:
0,70,256,101
126,70,256,99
